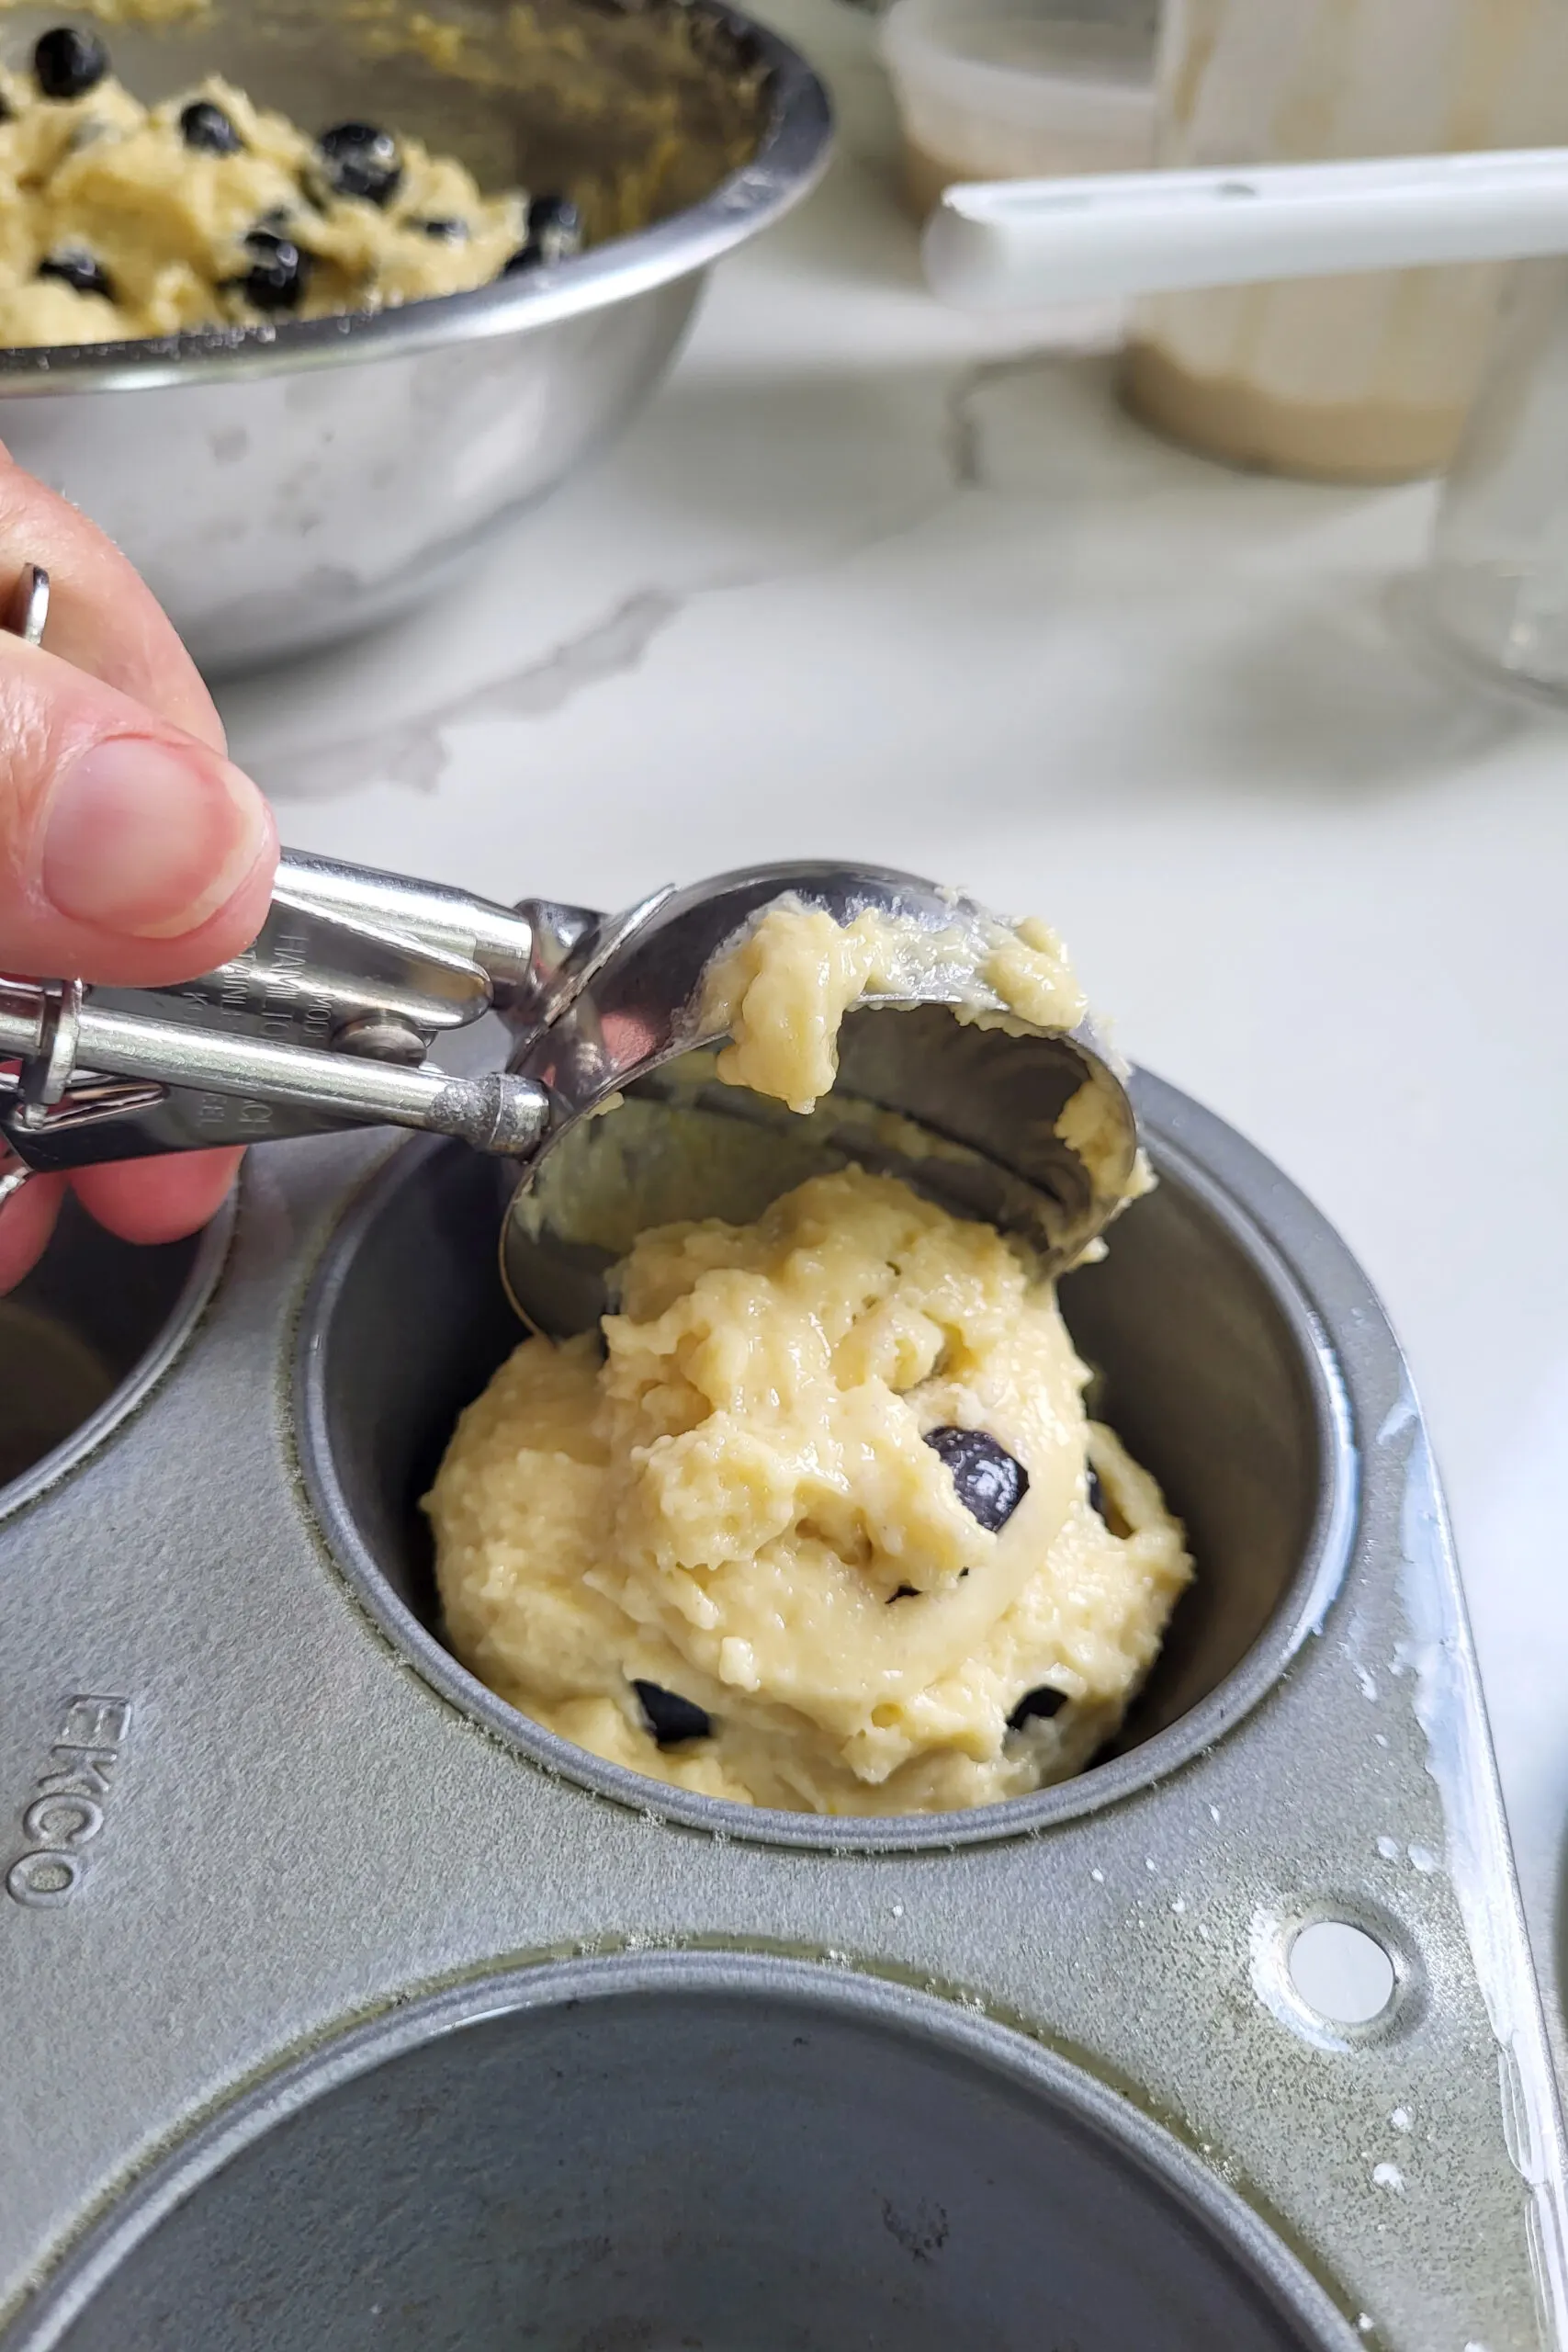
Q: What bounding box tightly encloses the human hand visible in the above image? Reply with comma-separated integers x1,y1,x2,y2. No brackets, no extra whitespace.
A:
0,451,277,1294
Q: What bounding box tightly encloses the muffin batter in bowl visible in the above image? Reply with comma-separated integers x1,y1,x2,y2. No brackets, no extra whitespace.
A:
427,900,1190,1815
0,24,558,344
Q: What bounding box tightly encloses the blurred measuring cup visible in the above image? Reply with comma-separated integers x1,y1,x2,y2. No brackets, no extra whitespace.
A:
926,148,1568,703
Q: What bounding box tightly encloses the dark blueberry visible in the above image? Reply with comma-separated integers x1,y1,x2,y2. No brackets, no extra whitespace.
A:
180,98,243,155
529,193,583,256
633,1680,712,1748
317,120,401,207
503,193,583,274
1086,1464,1127,1535
36,248,112,300
224,227,311,313
414,215,468,241
1008,1685,1067,1731
923,1426,1029,1533
34,25,108,99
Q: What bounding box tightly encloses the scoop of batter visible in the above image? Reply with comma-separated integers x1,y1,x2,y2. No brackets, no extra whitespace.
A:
0,25,555,345
430,894,1189,1815
697,901,1089,1114
429,1164,1190,1815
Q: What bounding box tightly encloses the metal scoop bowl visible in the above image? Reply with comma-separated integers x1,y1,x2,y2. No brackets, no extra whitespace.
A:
500,862,1139,1335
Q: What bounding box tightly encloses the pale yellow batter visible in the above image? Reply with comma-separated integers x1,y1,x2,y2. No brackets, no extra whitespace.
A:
0,38,530,345
697,903,1089,1114
428,899,1191,1816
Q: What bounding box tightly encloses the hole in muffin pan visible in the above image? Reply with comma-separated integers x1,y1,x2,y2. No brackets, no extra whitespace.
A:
1252,1902,1416,2052
295,1069,1356,1849
1288,1921,1397,2029
13,1957,1355,2352
0,1193,233,1521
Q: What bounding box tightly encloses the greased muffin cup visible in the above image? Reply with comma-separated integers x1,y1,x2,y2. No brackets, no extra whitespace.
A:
10,1959,1354,2352
0,1191,231,1520
298,1104,1331,1847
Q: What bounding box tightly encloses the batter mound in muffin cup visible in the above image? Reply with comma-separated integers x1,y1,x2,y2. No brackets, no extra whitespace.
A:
426,899,1191,1816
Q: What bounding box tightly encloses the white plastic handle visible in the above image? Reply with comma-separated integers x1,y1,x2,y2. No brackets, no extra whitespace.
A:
922,148,1568,312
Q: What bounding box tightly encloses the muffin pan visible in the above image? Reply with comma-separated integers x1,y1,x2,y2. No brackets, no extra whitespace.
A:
0,1072,1563,2349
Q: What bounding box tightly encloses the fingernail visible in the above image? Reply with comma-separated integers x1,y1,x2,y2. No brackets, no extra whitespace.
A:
42,736,270,940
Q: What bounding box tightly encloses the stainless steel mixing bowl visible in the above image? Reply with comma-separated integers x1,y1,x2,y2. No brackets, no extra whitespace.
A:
0,1,831,676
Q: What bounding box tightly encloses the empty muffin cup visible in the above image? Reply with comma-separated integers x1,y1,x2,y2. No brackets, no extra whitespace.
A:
0,1193,232,1516
14,1956,1357,2351
294,1069,1354,1846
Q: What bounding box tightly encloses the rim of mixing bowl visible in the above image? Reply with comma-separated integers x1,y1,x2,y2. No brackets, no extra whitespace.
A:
0,1193,235,1522
6,1954,1359,2352
293,1075,1359,1853
0,4,832,397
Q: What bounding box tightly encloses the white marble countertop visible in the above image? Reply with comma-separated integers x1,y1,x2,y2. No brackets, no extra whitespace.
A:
220,0,1568,2032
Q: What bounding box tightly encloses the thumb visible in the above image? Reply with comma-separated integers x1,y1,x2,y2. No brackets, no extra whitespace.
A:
0,635,275,988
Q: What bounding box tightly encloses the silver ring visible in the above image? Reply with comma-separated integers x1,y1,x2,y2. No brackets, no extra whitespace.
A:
3,561,50,647
0,1159,34,1212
